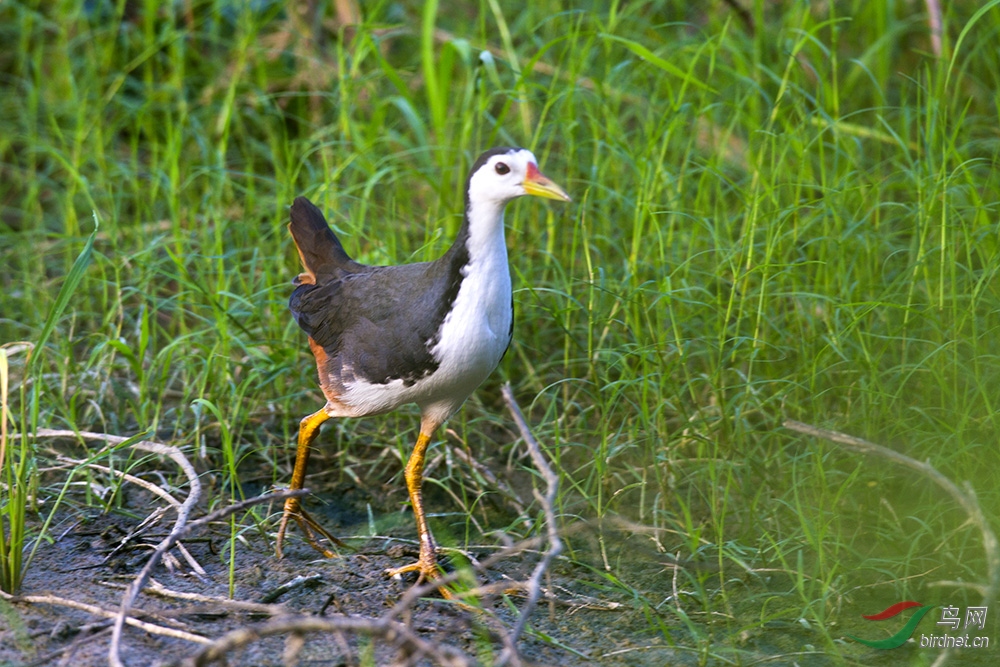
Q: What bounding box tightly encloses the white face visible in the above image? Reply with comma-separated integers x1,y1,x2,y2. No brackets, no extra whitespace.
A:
466,149,539,205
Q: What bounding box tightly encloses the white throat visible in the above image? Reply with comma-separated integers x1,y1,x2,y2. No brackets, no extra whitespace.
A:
420,197,513,418
465,199,509,269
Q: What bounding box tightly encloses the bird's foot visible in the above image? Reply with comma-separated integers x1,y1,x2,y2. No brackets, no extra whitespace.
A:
386,549,453,599
275,500,347,560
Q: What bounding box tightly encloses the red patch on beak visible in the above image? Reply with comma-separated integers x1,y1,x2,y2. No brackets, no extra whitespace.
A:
526,162,541,181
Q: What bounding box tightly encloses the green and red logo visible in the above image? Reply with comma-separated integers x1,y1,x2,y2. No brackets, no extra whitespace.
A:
849,601,936,649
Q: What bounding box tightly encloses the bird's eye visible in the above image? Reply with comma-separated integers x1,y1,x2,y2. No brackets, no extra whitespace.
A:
495,162,510,175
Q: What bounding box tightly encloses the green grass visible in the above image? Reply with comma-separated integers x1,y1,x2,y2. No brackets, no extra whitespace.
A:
3,0,1000,663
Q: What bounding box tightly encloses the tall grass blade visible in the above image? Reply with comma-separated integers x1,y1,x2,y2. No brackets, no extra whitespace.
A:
27,213,99,373
1,214,98,592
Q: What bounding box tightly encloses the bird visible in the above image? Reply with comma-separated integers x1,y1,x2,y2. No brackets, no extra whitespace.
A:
276,147,570,590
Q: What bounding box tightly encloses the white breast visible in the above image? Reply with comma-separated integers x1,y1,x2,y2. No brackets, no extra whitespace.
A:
335,203,512,423
427,197,513,394
429,241,512,388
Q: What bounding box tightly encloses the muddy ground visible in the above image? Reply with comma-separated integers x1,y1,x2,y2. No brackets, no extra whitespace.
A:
1,463,692,667
0,445,977,667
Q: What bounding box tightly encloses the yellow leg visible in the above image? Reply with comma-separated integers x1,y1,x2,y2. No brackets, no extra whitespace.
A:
275,408,346,559
386,429,450,596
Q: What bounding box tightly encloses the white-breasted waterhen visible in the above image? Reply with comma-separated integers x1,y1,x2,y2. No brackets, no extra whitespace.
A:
276,147,570,590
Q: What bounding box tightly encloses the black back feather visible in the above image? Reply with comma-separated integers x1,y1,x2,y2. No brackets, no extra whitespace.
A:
287,196,471,387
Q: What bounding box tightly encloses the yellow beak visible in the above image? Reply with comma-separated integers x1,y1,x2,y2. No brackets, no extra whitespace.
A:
523,162,571,202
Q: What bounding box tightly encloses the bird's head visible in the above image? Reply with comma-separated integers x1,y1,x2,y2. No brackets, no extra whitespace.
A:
466,147,571,207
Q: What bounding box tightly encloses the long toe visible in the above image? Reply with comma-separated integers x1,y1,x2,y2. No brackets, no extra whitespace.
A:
274,499,300,559
276,505,346,559
386,553,453,599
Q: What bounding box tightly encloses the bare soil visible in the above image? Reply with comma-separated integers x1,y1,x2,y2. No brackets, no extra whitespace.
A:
0,475,681,667
4,441,983,666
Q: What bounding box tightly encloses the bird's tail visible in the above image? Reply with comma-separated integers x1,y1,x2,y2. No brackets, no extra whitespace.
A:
288,196,356,284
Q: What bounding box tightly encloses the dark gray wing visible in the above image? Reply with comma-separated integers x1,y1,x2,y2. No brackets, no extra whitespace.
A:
288,195,471,387
290,247,468,387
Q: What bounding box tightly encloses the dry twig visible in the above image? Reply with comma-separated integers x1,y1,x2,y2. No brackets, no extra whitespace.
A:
180,615,472,667
108,488,309,666
53,454,182,508
499,383,563,665
0,589,210,645
10,429,207,665
17,405,570,666
925,0,943,57
22,428,305,666
260,573,325,604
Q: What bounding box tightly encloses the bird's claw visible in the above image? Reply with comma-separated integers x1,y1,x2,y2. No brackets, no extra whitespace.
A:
386,552,453,599
275,500,346,559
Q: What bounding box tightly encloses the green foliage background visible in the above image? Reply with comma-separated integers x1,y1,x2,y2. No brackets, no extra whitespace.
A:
2,0,999,662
